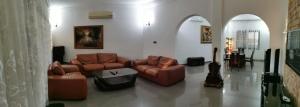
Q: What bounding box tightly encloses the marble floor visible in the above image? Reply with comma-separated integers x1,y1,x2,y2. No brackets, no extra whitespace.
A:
50,61,263,107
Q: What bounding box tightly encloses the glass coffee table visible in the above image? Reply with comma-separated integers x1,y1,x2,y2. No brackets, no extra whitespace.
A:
94,68,138,91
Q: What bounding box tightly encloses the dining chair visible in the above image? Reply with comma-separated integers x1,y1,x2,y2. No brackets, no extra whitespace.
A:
229,52,240,71
238,48,245,54
245,49,255,69
224,53,230,68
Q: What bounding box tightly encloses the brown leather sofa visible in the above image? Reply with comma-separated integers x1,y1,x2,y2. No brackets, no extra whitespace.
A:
133,56,185,86
48,61,87,100
70,53,130,76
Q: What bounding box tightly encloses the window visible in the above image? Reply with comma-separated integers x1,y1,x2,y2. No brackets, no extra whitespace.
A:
236,30,260,50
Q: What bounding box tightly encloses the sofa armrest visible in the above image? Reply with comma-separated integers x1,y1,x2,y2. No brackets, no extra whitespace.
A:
117,56,130,67
70,59,82,65
160,65,185,71
61,65,80,73
70,59,84,73
158,65,185,86
132,59,147,66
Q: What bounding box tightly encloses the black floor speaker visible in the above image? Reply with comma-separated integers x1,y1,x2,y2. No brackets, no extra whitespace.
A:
53,46,65,63
274,49,280,81
264,49,271,73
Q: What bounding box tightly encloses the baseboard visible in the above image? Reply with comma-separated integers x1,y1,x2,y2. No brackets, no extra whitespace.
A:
254,59,264,62
183,61,210,65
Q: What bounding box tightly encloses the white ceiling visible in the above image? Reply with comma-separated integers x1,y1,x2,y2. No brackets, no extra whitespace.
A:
49,0,167,7
231,14,261,21
189,16,206,22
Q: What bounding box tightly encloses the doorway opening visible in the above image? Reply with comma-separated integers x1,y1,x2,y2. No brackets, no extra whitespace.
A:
223,14,270,61
175,16,212,64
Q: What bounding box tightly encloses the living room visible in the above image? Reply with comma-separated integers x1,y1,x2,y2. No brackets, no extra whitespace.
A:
2,0,300,107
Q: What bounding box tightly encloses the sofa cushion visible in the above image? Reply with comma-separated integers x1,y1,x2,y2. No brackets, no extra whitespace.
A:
144,68,160,77
83,64,104,72
103,63,124,70
61,65,80,73
158,57,177,69
98,53,117,63
63,72,82,77
77,54,98,64
136,65,156,72
147,56,160,66
52,61,65,75
61,72,85,79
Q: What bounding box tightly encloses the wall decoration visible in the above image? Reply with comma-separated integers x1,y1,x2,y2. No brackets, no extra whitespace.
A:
74,25,103,49
225,37,233,54
201,26,212,43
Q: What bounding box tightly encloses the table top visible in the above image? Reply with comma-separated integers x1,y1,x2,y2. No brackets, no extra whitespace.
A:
94,68,137,79
229,52,246,68
230,51,245,55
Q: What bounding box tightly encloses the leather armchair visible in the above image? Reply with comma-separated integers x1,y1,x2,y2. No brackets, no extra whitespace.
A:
48,62,87,100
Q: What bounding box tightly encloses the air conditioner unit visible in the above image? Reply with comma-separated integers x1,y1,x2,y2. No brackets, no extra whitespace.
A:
88,11,113,19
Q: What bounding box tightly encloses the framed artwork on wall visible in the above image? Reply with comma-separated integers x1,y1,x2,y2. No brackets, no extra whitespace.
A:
201,26,212,44
74,25,103,49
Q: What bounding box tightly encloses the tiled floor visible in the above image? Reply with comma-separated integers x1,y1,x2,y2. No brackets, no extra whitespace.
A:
50,61,263,107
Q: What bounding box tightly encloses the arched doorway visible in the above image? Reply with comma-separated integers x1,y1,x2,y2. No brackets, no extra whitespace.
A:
175,16,212,64
223,14,270,62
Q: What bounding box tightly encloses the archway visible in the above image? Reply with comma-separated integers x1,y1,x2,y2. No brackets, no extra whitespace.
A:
175,16,212,64
223,14,270,61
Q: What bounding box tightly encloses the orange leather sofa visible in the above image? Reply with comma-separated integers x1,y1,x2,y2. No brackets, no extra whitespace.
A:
133,56,185,86
70,53,130,76
48,61,87,100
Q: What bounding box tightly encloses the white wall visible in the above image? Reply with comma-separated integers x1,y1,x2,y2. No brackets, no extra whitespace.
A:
142,0,287,58
50,0,288,72
175,16,212,64
142,0,287,72
142,0,213,58
224,19,270,60
51,4,144,61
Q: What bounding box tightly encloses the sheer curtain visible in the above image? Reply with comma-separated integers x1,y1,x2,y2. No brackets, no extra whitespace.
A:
0,0,51,107
236,30,260,50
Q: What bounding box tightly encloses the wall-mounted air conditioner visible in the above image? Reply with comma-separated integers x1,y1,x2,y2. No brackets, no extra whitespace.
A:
88,11,113,19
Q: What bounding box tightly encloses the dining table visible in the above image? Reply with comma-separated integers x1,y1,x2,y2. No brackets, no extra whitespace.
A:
229,51,246,68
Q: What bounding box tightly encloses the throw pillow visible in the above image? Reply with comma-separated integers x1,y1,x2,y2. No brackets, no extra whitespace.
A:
52,61,65,75
158,57,177,69
147,56,160,66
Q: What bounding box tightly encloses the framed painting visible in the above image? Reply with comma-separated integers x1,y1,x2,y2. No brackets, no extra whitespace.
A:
201,26,212,44
74,25,103,49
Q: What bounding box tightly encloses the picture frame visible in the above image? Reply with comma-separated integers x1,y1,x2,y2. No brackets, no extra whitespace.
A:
74,25,103,49
201,26,212,44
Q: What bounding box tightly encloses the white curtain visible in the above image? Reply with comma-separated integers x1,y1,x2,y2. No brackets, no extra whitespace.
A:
0,0,51,107
236,30,260,50
236,30,247,48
